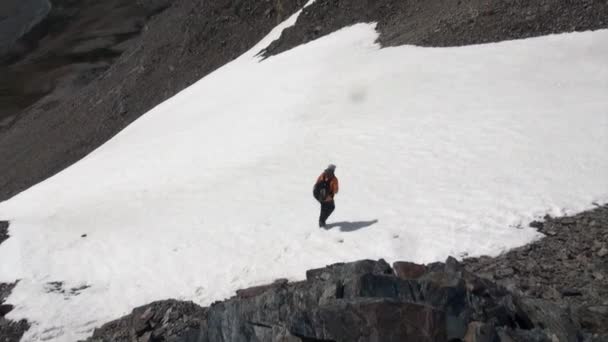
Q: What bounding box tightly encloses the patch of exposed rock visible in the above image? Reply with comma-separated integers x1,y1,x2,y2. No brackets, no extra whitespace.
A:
0,222,29,342
464,204,608,339
86,258,584,342
0,0,172,131
262,0,608,57
0,221,8,245
0,282,29,342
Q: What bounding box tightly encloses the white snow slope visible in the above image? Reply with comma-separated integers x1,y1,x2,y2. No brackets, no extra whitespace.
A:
1,9,608,342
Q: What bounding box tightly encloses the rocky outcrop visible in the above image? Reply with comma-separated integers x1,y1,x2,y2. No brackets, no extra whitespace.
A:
0,221,8,245
262,0,608,57
464,204,608,340
86,258,583,342
0,223,29,342
0,282,29,342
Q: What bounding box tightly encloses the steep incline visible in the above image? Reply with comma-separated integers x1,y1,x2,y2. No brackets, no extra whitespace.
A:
0,0,306,201
0,0,171,130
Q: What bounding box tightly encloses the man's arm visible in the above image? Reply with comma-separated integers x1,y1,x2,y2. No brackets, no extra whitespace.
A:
332,178,339,194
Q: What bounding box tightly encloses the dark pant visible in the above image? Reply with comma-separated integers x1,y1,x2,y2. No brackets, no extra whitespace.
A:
319,200,335,225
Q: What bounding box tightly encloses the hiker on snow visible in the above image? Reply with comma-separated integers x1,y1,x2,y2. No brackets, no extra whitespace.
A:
313,164,339,228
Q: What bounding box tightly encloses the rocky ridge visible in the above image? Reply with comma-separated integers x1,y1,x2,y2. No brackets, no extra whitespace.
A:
0,222,28,342
0,282,29,342
84,258,588,342
262,0,608,57
464,204,608,337
0,221,8,245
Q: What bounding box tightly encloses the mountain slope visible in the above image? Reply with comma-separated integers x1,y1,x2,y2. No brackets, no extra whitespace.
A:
1,0,607,204
0,8,607,340
0,0,306,202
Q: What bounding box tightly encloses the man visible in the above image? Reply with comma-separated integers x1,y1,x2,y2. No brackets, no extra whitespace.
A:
314,164,339,228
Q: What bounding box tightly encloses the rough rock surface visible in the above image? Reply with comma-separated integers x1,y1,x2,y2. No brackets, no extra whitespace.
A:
0,0,172,130
0,221,8,245
85,258,582,342
0,223,29,342
86,300,207,342
262,0,608,57
0,0,50,55
464,204,608,340
0,282,29,342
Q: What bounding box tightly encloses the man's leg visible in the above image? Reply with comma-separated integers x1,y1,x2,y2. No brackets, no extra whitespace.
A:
319,202,328,227
319,201,335,227
326,201,335,220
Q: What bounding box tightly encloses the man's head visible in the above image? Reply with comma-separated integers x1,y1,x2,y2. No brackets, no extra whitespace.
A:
325,164,336,174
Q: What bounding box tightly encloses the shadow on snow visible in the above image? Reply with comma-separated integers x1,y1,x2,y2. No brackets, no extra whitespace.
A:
324,219,378,232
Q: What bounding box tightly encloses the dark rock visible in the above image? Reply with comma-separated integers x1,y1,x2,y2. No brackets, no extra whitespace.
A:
89,300,206,342
0,282,29,342
577,306,608,333
393,261,427,279
561,288,583,297
516,298,578,342
306,259,392,282
0,0,172,131
0,0,51,55
292,299,447,341
447,314,468,340
529,221,544,229
496,327,554,342
262,0,608,58
0,221,8,245
464,205,608,336
463,321,498,342
134,307,154,335
88,259,574,342
236,279,288,299
0,318,30,342
0,304,13,317
495,267,515,279
561,217,576,225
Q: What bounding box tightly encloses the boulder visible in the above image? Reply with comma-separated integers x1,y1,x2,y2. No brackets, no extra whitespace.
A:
393,261,427,280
